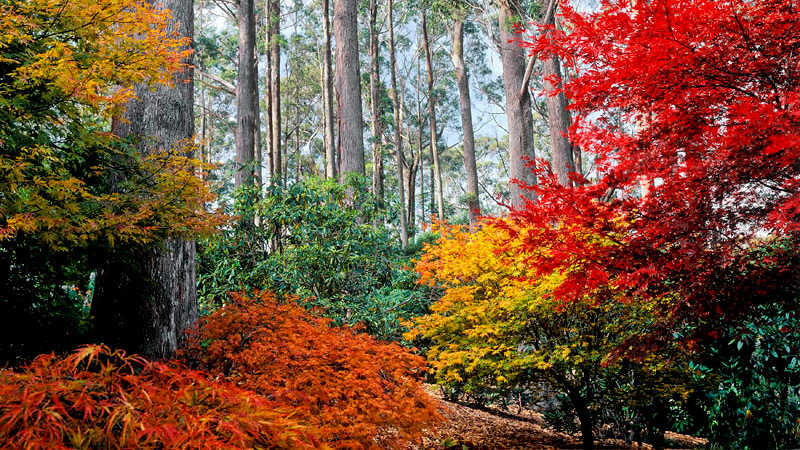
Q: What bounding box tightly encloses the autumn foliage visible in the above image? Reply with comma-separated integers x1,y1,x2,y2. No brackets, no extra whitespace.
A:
180,291,440,448
0,0,220,248
505,0,800,340
0,292,442,448
406,221,694,446
0,345,315,449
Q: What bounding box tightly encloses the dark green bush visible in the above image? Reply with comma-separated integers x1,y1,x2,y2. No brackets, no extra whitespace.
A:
198,176,434,340
689,302,800,449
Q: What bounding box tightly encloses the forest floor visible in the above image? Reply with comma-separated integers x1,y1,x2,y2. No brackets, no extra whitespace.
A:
415,386,707,449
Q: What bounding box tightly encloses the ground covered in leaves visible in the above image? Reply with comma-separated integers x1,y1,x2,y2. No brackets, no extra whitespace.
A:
416,387,707,449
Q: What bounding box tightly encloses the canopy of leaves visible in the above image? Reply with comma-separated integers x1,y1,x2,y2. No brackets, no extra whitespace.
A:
405,221,695,445
0,0,220,248
509,0,800,340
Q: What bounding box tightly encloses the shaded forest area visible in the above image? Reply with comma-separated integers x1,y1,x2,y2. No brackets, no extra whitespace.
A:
1,0,799,448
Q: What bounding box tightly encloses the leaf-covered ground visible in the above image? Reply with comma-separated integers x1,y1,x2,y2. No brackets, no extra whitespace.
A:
415,386,707,449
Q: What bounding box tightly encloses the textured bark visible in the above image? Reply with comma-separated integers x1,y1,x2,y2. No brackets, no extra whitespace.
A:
416,54,424,228
451,19,480,224
235,0,257,189
387,0,407,247
264,0,273,182
368,0,384,208
269,0,282,185
499,1,537,207
93,0,196,360
541,10,575,186
334,0,365,180
255,111,262,189
322,0,337,179
422,13,444,221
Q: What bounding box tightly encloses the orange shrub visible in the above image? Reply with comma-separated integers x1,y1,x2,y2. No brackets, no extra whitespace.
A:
180,291,440,448
0,345,317,449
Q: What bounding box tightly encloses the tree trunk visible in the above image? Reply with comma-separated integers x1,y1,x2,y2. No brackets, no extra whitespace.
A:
387,0,407,247
334,0,365,181
255,117,262,189
541,10,574,186
416,53,424,228
368,0,384,208
264,0,273,183
407,145,418,235
322,0,337,179
235,0,257,189
269,0,281,185
93,0,196,360
576,403,595,450
498,1,536,207
451,19,480,225
422,13,444,221
561,62,582,177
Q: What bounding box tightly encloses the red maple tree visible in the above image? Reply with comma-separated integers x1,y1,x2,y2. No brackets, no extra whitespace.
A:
507,0,799,345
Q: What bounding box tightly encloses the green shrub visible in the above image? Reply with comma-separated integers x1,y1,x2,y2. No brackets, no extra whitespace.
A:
198,176,434,340
689,302,800,449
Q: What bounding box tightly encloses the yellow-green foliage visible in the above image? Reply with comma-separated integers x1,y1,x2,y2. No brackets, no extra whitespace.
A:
405,220,691,402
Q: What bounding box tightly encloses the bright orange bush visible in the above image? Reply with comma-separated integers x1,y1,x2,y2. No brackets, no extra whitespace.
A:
180,291,440,448
0,345,317,449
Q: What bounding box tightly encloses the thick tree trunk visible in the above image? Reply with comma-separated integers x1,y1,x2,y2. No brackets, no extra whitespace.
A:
93,0,196,360
499,1,537,207
334,0,365,181
269,0,282,185
576,403,595,450
541,9,574,186
235,0,257,189
387,0,407,247
451,19,480,225
422,13,444,221
322,0,337,179
368,0,384,208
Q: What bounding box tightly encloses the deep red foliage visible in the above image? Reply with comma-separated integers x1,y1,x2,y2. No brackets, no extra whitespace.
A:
0,345,316,449
509,0,799,339
179,291,440,448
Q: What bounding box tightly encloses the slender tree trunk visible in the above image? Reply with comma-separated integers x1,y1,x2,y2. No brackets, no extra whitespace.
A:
407,151,417,234
235,0,257,189
422,13,444,221
255,118,262,189
416,53,425,228
269,0,281,185
541,10,574,186
293,8,301,183
295,125,301,180
451,19,480,224
498,0,536,207
334,0,365,181
93,0,196,359
368,0,384,208
199,78,208,180
264,0,273,183
322,0,337,179
387,0,407,247
561,62,582,177
253,21,262,192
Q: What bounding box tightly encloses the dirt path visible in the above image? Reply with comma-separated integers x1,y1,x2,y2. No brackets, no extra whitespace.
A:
414,387,706,449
